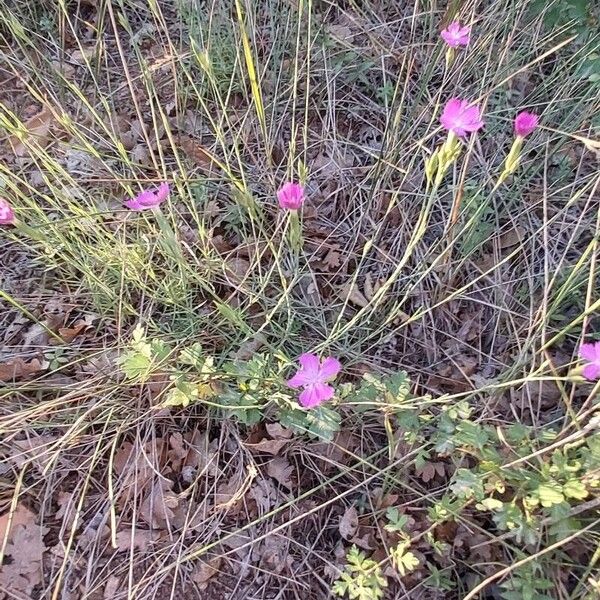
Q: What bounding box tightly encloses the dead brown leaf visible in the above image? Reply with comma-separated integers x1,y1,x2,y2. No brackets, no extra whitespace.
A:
338,281,369,308
10,435,57,472
55,491,77,531
266,457,293,489
178,134,217,170
245,424,293,456
69,46,96,63
191,556,222,588
0,510,47,596
498,226,526,249
339,505,358,540
139,478,186,530
224,257,250,287
248,478,279,513
103,575,121,598
415,461,446,483
323,247,342,270
0,503,36,542
0,357,45,381
114,528,160,552
57,320,89,343
8,107,54,157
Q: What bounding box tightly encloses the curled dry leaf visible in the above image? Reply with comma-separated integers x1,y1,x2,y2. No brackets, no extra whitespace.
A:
339,505,359,540
55,490,77,531
57,320,89,343
10,435,57,472
498,226,526,249
8,106,55,157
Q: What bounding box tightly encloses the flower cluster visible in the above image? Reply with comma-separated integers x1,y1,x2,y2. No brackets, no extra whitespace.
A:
425,21,539,188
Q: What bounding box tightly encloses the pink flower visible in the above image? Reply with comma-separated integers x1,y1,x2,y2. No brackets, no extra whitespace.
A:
124,182,170,211
441,21,471,48
287,353,341,408
440,98,484,137
514,111,539,138
580,342,600,380
0,198,15,225
277,182,304,210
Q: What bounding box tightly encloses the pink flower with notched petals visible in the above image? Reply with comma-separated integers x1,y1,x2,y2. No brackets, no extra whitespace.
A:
0,198,15,225
514,111,539,138
287,353,341,408
440,98,484,137
441,21,471,48
124,182,170,211
277,182,305,210
580,341,600,381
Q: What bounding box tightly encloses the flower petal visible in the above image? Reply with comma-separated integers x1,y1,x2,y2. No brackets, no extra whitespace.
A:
580,343,599,361
582,363,600,381
155,182,170,202
124,198,143,210
298,383,334,408
319,357,341,381
287,370,313,388
298,353,321,377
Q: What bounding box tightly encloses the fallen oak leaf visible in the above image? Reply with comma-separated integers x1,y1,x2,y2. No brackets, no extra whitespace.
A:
244,424,293,456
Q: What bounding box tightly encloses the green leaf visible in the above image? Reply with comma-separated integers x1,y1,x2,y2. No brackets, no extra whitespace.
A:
563,479,588,500
119,352,152,381
221,389,263,425
178,342,204,367
450,469,484,500
476,497,503,511
390,542,420,576
162,380,198,408
536,482,565,507
306,405,342,441
385,507,409,533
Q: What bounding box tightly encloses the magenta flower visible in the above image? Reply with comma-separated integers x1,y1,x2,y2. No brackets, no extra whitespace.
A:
0,198,15,225
514,111,539,138
124,182,170,211
277,182,304,210
287,353,341,408
580,342,600,380
440,98,484,137
441,21,471,48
